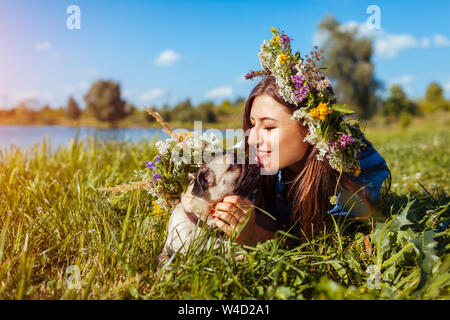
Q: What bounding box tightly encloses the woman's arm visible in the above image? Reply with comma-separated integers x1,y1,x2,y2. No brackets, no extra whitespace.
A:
250,223,276,244
213,195,276,246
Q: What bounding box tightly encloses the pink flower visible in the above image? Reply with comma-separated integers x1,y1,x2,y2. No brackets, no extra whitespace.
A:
339,134,354,148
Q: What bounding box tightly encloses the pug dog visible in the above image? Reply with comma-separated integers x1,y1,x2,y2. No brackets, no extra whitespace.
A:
158,152,261,263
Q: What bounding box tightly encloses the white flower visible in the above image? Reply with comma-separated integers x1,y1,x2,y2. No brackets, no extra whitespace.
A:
316,139,329,161
272,59,297,105
156,139,172,155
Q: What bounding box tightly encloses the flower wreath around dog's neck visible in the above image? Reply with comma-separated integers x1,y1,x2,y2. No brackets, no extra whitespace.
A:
245,27,366,180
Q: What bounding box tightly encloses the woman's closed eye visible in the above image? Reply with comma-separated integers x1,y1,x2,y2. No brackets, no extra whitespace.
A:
250,123,276,131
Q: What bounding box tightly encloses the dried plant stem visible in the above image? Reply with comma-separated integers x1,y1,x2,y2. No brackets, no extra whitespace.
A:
98,181,149,193
144,106,181,141
99,108,176,193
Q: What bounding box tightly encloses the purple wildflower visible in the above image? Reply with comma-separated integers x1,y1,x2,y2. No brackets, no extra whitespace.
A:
279,34,293,49
153,173,161,180
328,140,339,151
155,155,162,162
339,134,354,148
290,74,310,103
146,161,155,169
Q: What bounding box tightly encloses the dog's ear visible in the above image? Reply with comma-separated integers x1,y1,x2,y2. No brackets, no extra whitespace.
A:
192,168,211,197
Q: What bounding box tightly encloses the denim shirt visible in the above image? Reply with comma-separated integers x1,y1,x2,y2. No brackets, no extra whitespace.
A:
248,141,390,231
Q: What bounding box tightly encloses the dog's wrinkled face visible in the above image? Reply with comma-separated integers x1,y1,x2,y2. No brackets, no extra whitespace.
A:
181,153,261,218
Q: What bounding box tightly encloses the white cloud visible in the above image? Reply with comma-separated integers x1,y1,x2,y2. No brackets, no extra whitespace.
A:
375,33,421,58
443,81,450,95
11,89,41,102
0,89,55,108
34,41,52,51
205,86,233,99
33,41,62,60
312,28,329,47
154,49,181,67
433,34,450,47
139,88,165,102
315,21,441,59
122,89,133,98
388,75,415,94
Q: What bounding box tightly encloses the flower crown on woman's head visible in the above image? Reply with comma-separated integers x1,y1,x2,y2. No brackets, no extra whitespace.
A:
245,27,365,177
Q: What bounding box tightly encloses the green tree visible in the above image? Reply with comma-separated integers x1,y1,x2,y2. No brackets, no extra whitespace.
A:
15,98,39,123
84,80,131,127
66,96,81,120
157,103,172,123
39,104,58,125
217,99,233,116
382,85,417,117
419,82,448,113
232,97,246,106
196,101,217,123
172,98,195,122
317,15,382,119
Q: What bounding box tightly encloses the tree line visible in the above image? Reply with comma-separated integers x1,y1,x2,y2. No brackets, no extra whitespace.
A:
0,80,246,127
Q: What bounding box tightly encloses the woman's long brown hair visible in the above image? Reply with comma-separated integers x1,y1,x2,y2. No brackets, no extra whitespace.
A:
242,76,391,241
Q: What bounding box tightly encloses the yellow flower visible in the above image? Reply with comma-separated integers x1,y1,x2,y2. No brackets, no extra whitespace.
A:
353,166,362,177
309,103,333,121
278,53,287,65
177,130,192,142
270,35,280,44
271,27,276,33
152,200,164,217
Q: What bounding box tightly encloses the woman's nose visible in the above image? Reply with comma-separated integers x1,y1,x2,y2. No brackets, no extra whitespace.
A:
247,126,269,149
247,127,260,147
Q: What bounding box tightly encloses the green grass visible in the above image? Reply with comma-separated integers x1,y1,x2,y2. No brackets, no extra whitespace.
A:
0,115,449,300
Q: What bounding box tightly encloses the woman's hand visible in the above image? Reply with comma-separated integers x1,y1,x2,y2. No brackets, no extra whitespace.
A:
212,195,257,245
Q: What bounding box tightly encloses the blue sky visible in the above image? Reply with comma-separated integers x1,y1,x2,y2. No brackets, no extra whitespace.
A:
0,0,449,110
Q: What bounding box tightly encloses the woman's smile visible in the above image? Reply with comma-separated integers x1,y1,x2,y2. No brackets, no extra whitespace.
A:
257,149,272,157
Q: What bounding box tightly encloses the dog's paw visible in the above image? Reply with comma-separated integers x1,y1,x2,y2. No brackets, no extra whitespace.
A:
156,248,170,266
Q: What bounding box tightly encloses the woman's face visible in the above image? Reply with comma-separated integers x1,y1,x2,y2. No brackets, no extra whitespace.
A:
248,94,309,175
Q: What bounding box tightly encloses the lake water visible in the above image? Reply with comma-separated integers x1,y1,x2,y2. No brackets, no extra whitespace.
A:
0,125,243,151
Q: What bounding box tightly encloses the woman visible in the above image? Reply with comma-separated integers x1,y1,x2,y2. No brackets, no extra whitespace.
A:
212,28,391,245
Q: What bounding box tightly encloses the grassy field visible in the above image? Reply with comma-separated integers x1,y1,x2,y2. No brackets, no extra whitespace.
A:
0,112,448,300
